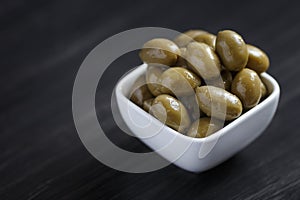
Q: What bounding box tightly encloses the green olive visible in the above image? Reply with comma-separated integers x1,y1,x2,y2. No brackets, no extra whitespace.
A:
150,94,191,133
194,32,216,49
195,86,243,121
179,95,203,121
174,29,208,47
246,44,270,73
134,31,270,133
175,48,188,67
143,98,154,112
216,30,248,71
139,38,180,66
160,67,201,96
207,70,233,91
260,80,268,99
221,70,233,91
130,75,153,107
186,42,221,80
146,65,168,96
187,118,223,138
231,68,262,109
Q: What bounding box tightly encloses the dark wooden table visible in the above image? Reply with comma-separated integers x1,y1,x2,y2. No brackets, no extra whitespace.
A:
1,0,300,199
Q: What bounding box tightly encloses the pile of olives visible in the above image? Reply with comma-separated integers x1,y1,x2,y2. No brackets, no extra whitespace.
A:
130,29,270,138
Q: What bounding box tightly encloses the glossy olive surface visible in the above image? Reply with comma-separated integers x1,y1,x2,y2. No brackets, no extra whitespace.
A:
207,70,233,91
195,86,243,121
246,44,270,73
175,48,188,67
143,98,154,112
160,67,201,96
145,65,168,96
221,70,233,91
216,30,248,71
187,118,223,138
130,75,153,107
150,94,191,133
260,81,268,99
174,29,207,47
139,38,180,66
186,42,221,80
194,32,216,49
231,68,262,109
179,95,202,121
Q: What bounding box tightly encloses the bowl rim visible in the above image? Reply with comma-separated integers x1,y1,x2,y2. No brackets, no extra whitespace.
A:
115,64,280,143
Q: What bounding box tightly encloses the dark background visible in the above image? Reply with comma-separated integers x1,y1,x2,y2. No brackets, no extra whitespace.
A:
1,0,300,199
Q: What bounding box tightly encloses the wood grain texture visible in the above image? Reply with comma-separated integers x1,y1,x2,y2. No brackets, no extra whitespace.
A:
1,0,300,199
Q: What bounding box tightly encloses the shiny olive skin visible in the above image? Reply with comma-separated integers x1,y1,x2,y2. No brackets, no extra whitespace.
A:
179,95,203,121
231,68,262,109
187,118,223,138
207,70,233,91
146,65,168,96
160,67,201,96
130,75,153,107
246,44,270,73
260,81,268,99
174,30,208,47
221,70,233,91
139,38,180,66
150,94,191,133
143,98,154,112
195,86,243,121
175,48,188,67
216,30,248,71
186,42,221,80
194,33,216,49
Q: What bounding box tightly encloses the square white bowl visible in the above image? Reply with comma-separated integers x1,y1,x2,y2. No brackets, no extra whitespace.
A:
115,64,280,173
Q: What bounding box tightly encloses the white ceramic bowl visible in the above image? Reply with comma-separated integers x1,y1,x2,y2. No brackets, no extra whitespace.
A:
115,64,280,173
